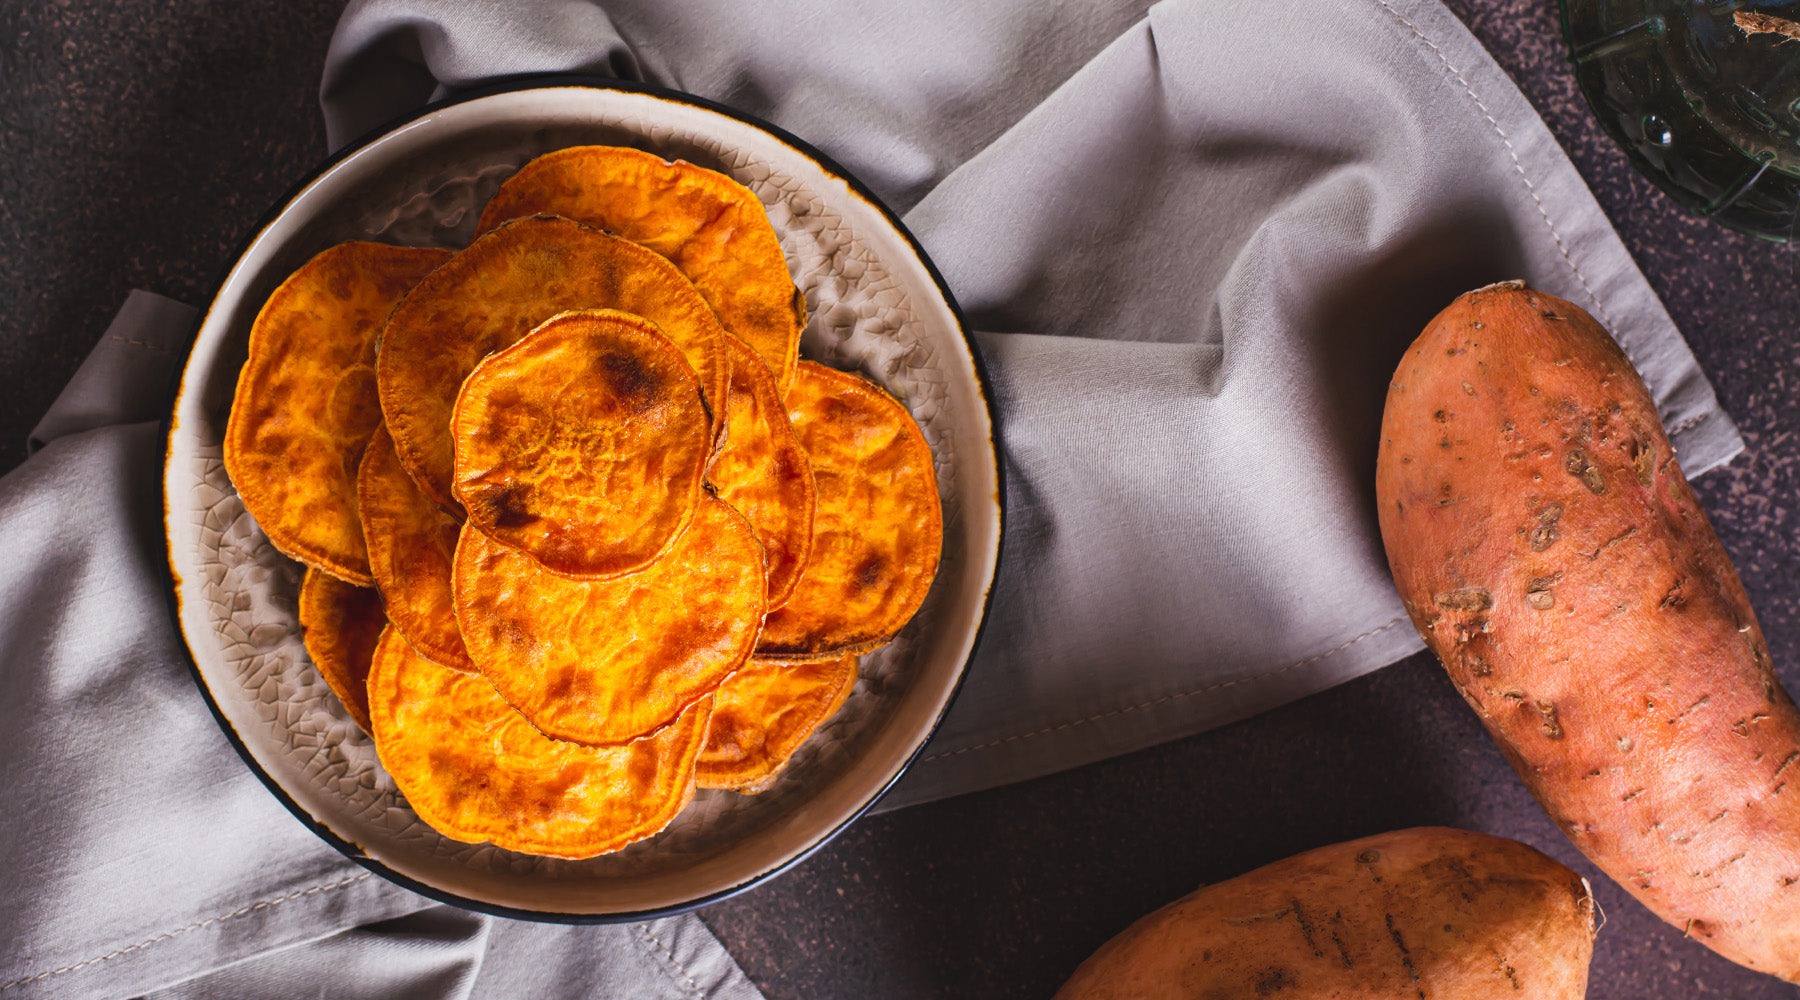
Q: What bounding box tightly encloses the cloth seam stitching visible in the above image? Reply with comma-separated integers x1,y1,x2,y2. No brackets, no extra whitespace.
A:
919,616,1412,764
110,335,174,353
1666,410,1711,437
636,924,706,1000
0,872,374,993
1368,0,1651,392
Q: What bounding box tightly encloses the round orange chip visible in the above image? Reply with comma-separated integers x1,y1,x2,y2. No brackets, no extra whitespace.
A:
297,568,386,734
377,215,730,513
454,493,766,746
225,241,450,584
758,362,943,660
451,310,711,579
476,145,804,393
357,425,477,673
708,334,816,609
367,627,708,858
697,654,857,793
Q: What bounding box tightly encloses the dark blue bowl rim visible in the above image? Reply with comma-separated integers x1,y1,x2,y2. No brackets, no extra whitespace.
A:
157,72,1007,925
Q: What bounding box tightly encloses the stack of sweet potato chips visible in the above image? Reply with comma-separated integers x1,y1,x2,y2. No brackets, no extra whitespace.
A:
224,147,943,858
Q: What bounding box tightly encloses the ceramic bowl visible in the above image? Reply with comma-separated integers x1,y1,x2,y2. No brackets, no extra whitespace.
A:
162,78,1002,920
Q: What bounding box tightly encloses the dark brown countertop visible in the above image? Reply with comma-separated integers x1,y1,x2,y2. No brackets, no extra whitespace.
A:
4,2,1796,997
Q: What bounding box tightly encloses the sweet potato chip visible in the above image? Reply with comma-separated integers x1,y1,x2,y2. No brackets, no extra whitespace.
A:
357,425,476,673
758,362,942,659
367,627,708,858
226,242,450,584
697,654,857,793
451,309,711,579
297,568,386,733
454,493,766,746
707,334,816,609
476,145,803,392
377,215,729,513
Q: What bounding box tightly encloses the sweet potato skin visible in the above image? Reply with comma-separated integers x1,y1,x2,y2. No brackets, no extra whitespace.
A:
1053,827,1593,1000
1376,282,1800,979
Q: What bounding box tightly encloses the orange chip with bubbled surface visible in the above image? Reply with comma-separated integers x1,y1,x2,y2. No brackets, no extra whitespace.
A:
707,334,815,609
367,627,707,858
758,362,942,660
377,216,729,513
226,242,450,584
454,493,765,746
451,310,711,579
476,145,804,393
298,568,386,733
697,654,857,793
357,425,477,673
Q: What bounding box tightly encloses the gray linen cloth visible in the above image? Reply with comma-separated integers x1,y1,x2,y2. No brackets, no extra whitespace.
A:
1,0,1742,996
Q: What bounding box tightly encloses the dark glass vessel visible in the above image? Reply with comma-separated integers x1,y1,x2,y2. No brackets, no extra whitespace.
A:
1562,0,1800,242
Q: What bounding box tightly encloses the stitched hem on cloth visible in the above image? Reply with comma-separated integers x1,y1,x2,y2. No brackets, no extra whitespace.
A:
1666,410,1710,437
0,873,374,993
1369,0,1623,345
1365,0,1734,443
636,924,705,1000
921,615,1413,764
108,335,174,354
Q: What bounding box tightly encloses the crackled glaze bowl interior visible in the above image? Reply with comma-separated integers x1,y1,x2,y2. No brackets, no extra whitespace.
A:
163,81,1000,919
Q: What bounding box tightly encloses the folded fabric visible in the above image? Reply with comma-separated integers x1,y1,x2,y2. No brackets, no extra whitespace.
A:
322,0,1741,814
2,1,1745,995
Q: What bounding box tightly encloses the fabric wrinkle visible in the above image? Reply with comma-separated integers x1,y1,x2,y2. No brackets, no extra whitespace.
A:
635,924,706,1000
0,873,376,995
3,0,1750,992
1369,0,1617,333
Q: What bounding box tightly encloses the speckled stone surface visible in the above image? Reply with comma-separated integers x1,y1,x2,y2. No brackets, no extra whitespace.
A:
4,2,1796,998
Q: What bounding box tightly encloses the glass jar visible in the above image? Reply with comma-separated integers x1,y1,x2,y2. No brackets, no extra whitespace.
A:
1562,0,1800,242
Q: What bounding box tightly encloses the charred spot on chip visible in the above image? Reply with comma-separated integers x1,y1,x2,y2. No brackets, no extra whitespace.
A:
854,556,887,593
597,349,661,411
480,483,537,530
545,667,578,702
773,451,804,482
495,616,535,650
450,309,711,579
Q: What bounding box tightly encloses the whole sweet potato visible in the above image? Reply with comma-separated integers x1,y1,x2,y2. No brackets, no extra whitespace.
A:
1376,281,1800,979
1053,827,1594,999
